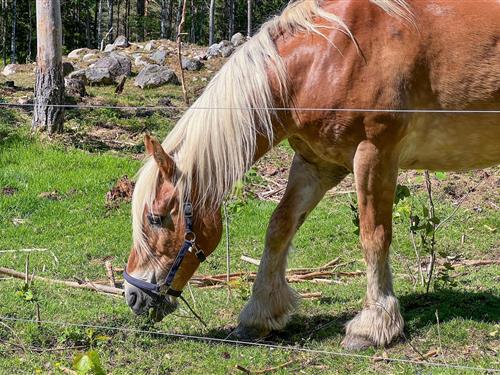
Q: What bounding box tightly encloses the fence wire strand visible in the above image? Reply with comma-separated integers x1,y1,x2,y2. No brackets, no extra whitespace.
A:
0,101,499,114
0,316,498,372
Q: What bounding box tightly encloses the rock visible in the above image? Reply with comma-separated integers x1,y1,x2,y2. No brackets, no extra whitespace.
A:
220,44,235,58
68,69,87,82
65,78,87,98
207,43,221,58
134,64,179,89
85,68,114,85
86,52,131,84
134,55,156,67
144,41,157,52
104,44,116,52
231,32,246,47
151,50,168,65
62,62,75,76
68,48,91,59
206,40,234,58
83,53,98,62
181,57,203,71
2,64,18,76
113,35,129,48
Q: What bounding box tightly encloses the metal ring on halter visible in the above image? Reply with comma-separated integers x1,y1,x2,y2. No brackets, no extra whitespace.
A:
184,231,196,243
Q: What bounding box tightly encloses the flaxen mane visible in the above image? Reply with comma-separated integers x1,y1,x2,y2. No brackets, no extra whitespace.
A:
132,0,413,257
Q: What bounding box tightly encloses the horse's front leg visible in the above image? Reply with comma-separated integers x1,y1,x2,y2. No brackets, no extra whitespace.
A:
236,154,347,338
342,141,404,350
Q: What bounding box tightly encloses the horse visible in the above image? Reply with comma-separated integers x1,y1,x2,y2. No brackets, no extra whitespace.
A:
123,0,500,349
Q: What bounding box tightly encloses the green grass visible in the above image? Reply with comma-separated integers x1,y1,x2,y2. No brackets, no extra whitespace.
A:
0,112,499,374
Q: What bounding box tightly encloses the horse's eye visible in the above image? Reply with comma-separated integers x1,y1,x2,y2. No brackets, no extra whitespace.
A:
147,213,164,227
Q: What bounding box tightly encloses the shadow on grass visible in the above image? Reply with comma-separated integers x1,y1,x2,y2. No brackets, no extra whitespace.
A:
193,290,499,346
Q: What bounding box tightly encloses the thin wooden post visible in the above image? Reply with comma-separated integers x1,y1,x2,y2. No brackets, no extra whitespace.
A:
177,0,189,105
32,0,64,134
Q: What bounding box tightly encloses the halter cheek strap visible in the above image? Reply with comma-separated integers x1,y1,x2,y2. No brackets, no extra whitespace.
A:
123,202,206,298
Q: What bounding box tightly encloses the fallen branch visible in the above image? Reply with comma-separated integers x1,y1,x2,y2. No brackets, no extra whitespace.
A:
299,292,322,299
104,260,117,287
240,255,260,266
0,267,123,296
254,359,296,374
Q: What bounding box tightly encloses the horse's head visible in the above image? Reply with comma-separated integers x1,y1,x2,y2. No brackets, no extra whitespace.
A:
124,135,222,321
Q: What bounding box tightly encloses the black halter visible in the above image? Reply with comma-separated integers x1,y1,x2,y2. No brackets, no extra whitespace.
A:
123,202,206,298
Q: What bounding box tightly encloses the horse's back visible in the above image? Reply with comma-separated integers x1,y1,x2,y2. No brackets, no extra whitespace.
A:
278,0,500,171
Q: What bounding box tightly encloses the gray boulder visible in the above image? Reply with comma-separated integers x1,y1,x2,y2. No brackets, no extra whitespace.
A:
207,40,234,58
2,64,18,76
104,44,116,52
68,69,87,82
151,50,168,65
134,65,179,89
231,32,246,47
181,57,203,71
65,78,87,98
85,68,114,85
62,61,75,76
220,44,235,58
144,41,156,52
82,53,98,62
86,52,131,84
68,48,91,59
113,35,129,48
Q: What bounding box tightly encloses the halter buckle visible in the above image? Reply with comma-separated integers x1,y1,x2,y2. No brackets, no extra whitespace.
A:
184,202,193,218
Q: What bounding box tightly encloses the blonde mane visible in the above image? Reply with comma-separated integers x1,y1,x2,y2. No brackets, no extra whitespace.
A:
131,0,413,257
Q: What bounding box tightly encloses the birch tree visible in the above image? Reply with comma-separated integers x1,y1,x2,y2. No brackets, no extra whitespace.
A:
32,0,65,134
208,0,215,45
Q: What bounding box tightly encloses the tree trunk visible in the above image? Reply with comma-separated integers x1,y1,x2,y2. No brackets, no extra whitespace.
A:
97,0,103,48
247,0,252,37
137,0,145,41
107,0,113,43
126,0,130,39
32,0,65,134
27,0,33,62
228,0,235,38
1,0,7,66
208,0,215,45
11,0,17,63
160,0,168,39
116,0,121,36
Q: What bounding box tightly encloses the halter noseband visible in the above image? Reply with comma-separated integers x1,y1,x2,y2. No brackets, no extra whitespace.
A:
123,202,206,298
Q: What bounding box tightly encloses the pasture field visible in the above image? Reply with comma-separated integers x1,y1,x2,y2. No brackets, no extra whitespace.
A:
0,74,499,374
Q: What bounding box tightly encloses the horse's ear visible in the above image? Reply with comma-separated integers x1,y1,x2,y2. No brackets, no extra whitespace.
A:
144,134,175,177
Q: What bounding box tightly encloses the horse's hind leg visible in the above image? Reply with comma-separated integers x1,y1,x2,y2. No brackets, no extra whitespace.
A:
236,154,348,338
342,141,404,350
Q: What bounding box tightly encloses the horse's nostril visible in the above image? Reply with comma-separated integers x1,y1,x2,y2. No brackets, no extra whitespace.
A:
127,291,138,308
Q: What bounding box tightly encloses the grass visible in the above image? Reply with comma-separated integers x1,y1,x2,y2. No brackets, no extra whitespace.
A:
0,90,499,373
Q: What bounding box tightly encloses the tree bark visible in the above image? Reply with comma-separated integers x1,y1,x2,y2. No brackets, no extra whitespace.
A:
160,0,168,39
97,0,103,48
11,0,17,63
228,0,235,38
247,0,252,37
137,0,145,41
208,0,215,45
32,0,65,134
107,0,114,43
27,0,33,62
1,0,6,66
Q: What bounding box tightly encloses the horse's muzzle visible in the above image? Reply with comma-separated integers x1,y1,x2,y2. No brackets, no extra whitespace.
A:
124,282,178,320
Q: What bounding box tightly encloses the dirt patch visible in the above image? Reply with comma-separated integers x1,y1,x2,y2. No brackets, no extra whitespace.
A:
105,176,135,209
39,191,63,200
1,186,18,196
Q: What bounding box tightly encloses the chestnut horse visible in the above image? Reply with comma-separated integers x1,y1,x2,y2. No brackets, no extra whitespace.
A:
123,0,499,349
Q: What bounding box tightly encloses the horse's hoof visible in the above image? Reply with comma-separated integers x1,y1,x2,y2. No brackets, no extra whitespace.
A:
341,335,375,351
233,324,269,340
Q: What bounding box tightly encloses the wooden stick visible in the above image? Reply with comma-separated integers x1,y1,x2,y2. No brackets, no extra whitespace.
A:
299,292,322,299
320,257,340,269
0,267,123,296
240,255,260,266
104,260,116,287
254,359,296,374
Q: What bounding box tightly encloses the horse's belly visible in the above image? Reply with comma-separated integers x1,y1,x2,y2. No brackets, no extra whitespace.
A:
399,115,500,171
